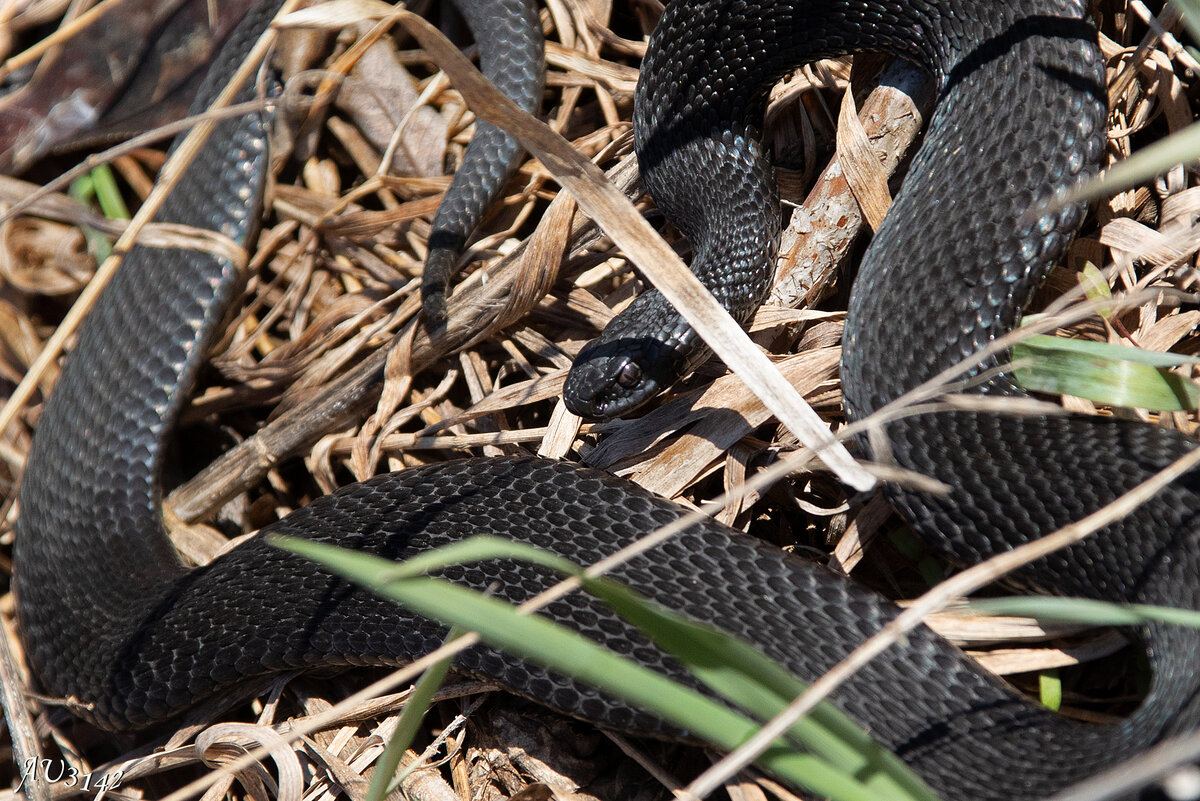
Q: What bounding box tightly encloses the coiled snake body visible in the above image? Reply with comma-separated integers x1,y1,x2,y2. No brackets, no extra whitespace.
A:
16,1,1200,799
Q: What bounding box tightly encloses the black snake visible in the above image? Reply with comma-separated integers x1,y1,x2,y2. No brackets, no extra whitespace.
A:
16,1,1200,799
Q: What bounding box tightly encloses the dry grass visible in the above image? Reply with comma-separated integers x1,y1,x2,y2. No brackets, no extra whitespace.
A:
0,0,1198,799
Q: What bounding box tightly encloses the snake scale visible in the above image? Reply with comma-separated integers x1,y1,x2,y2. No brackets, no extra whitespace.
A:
14,1,1200,799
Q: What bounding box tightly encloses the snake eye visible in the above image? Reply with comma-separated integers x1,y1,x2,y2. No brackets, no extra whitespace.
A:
615,360,642,389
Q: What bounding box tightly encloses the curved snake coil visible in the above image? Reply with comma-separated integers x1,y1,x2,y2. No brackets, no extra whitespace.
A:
15,1,1200,800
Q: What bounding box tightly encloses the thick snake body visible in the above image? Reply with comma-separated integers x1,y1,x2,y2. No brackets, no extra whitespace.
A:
15,1,1200,799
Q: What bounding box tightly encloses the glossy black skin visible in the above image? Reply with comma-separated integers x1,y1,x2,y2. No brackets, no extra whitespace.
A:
18,3,1200,799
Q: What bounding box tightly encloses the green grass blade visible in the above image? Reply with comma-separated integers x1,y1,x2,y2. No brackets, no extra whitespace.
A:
1078,262,1115,318
371,536,583,581
296,533,930,797
1013,334,1200,410
274,535,940,801
68,174,111,262
68,164,130,263
88,163,130,221
971,596,1200,629
1055,118,1200,207
369,627,462,801
344,536,891,775
578,571,935,801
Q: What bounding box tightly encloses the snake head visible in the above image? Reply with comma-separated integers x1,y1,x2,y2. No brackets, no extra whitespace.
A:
562,330,692,420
